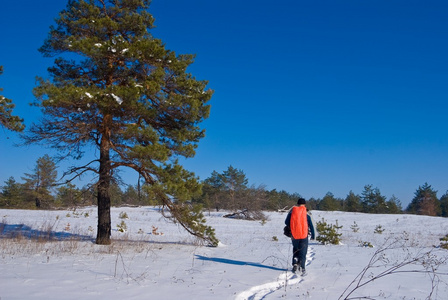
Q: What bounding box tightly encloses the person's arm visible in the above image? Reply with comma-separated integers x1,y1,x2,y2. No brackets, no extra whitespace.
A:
307,214,315,239
285,209,292,226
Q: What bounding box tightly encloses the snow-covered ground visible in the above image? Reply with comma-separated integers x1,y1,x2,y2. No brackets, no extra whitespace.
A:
1,207,447,299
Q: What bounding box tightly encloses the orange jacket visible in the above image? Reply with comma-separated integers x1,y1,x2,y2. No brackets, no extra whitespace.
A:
289,206,308,239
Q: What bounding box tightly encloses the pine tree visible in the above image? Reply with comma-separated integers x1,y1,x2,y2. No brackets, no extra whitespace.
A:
345,190,361,212
201,170,225,210
109,182,124,207
316,218,342,245
440,191,448,217
360,185,388,213
265,189,296,211
220,165,249,211
122,184,139,206
56,183,83,207
21,154,58,208
386,195,402,214
0,66,24,132
24,0,214,245
318,192,342,211
0,177,24,208
407,183,440,216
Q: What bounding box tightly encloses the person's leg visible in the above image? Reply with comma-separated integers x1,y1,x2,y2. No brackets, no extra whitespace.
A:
291,239,300,271
297,238,309,273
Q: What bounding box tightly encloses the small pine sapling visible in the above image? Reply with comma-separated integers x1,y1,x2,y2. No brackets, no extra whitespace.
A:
119,212,129,219
440,234,448,250
374,225,385,234
316,218,343,245
350,221,360,233
359,241,374,248
117,220,127,233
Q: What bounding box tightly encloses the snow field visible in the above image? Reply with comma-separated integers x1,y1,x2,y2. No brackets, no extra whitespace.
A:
0,207,447,299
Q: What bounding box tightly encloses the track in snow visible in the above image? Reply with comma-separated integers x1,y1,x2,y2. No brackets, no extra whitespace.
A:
235,246,315,300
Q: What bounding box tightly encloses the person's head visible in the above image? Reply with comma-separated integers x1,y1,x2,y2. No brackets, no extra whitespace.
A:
297,198,306,206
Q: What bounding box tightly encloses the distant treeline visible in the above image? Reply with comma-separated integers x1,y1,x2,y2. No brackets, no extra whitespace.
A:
1,159,447,217
192,166,447,217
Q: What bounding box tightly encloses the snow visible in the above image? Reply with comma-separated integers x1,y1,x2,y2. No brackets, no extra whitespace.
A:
111,93,123,105
1,207,447,300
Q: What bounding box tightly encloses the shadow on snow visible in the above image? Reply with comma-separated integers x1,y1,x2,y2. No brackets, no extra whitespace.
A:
195,255,287,272
0,223,202,246
0,223,93,242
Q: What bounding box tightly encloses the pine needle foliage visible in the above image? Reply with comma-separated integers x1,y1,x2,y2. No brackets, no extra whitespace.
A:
316,218,343,245
0,66,25,132
24,0,215,245
440,234,448,250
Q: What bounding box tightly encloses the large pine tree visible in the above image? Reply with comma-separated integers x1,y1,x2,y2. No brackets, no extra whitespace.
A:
25,0,216,245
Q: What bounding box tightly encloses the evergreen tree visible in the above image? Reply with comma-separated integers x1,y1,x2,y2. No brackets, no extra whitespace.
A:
21,154,58,208
0,177,24,208
345,190,361,212
109,182,124,207
80,185,97,206
122,184,139,205
243,184,268,213
386,195,402,214
407,183,440,216
0,66,24,132
220,165,249,211
439,191,448,217
360,185,388,213
24,0,214,245
201,170,225,210
198,166,271,216
319,192,341,211
265,189,298,211
306,197,320,211
56,183,83,207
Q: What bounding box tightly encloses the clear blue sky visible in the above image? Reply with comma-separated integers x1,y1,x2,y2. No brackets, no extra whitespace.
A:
1,0,447,207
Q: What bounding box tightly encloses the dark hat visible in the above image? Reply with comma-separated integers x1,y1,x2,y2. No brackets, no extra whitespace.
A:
297,198,306,205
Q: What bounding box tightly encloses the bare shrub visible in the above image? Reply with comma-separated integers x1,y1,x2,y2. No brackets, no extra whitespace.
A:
339,234,448,300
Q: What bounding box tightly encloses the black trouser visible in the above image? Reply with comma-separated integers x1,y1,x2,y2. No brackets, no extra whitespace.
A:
291,237,308,270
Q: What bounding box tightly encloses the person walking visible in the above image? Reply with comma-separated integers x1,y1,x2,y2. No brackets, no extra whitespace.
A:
285,198,315,275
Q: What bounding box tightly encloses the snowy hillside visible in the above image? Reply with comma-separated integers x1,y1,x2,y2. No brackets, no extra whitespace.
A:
1,207,447,299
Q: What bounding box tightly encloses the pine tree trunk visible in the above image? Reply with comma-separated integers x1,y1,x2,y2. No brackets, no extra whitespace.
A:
96,124,112,245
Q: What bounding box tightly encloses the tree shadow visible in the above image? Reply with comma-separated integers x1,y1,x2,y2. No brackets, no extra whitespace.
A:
195,255,287,272
0,223,93,242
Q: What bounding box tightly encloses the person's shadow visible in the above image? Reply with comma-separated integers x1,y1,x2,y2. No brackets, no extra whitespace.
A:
195,255,287,271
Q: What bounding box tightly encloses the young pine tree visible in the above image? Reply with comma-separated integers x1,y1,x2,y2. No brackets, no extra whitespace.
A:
24,0,214,245
0,177,24,208
21,154,58,208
